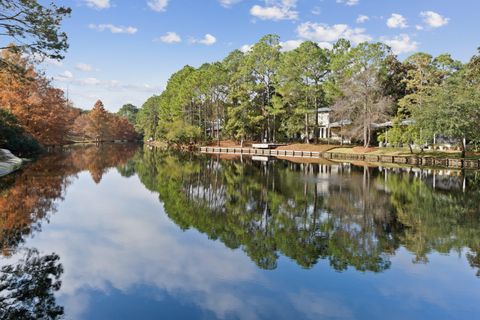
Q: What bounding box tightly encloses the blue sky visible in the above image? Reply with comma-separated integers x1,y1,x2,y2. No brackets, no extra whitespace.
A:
42,0,480,112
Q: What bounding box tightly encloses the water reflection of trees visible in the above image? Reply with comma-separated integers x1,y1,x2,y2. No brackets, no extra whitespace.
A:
3,145,478,276
386,171,480,264
0,249,64,320
0,144,138,255
135,149,480,274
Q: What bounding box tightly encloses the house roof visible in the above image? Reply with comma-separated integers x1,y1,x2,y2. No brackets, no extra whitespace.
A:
372,119,415,129
329,120,352,128
317,108,331,113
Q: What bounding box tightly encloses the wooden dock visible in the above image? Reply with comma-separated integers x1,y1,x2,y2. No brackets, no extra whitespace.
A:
199,147,480,170
251,143,286,149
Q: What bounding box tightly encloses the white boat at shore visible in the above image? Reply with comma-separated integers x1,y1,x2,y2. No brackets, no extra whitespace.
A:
0,149,23,177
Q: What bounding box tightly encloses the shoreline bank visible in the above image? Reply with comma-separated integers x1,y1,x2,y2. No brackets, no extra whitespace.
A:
200,146,480,170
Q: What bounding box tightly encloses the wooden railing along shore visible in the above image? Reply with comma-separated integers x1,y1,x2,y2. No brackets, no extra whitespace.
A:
199,146,480,170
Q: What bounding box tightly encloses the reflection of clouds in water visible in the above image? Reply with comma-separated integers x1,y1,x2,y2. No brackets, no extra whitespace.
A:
29,171,260,319
5,157,480,319
289,291,353,320
375,248,479,316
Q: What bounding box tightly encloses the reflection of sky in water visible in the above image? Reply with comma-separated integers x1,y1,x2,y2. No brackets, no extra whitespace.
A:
14,169,480,320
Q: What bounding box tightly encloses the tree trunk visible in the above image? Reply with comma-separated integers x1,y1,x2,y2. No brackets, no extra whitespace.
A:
273,114,276,143
314,96,319,144
363,94,369,148
266,116,271,142
305,113,309,144
461,137,467,159
216,102,220,147
364,125,368,148
204,107,207,139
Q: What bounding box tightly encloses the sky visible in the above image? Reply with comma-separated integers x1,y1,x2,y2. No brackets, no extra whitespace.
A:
40,0,480,112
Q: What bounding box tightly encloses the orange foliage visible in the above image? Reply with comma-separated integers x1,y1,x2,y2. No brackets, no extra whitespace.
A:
71,100,138,142
0,144,139,255
110,116,138,141
0,47,137,147
0,48,78,146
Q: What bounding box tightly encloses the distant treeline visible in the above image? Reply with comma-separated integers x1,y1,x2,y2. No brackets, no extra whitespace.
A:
0,48,138,156
135,34,480,155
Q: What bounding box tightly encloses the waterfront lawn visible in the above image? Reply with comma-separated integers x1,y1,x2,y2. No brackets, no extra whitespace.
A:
328,146,480,160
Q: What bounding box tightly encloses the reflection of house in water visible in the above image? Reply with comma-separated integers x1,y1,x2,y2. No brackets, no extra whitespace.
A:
316,163,351,194
379,166,468,192
293,162,352,195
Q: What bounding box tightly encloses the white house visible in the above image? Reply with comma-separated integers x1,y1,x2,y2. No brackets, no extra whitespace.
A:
317,108,352,143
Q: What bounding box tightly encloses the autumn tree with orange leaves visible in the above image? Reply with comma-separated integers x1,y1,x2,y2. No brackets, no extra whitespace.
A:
0,3,137,153
71,100,138,142
0,48,78,146
110,117,138,141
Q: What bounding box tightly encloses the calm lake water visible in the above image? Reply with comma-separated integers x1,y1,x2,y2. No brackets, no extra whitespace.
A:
1,144,480,320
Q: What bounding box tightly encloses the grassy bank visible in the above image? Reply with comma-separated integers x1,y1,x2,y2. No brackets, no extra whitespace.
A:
329,146,480,160
200,141,480,160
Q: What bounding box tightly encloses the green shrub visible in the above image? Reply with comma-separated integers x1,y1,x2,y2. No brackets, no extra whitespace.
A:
161,119,202,146
0,109,42,157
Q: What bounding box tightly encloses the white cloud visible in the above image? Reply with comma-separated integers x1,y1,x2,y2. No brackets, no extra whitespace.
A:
356,15,369,24
297,22,372,45
26,173,259,320
240,44,253,53
81,77,102,85
156,32,182,43
54,70,73,82
31,53,64,67
55,73,160,94
250,0,298,21
76,63,94,72
147,0,169,12
88,24,138,34
191,34,217,46
63,70,74,79
45,58,64,67
311,6,321,15
280,40,303,52
85,0,111,9
336,0,359,6
317,42,333,50
242,40,331,53
384,34,418,54
420,11,449,28
387,13,408,29
416,25,424,31
54,70,74,83
219,0,242,7
290,291,353,320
